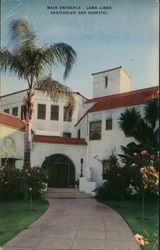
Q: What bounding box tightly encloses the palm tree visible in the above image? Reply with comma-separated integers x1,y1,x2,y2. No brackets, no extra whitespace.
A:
119,99,159,149
0,18,77,167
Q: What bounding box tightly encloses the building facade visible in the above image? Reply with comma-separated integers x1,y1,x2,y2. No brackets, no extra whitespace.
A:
0,66,158,194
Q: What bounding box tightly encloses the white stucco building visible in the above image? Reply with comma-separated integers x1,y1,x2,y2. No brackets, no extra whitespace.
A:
0,66,158,194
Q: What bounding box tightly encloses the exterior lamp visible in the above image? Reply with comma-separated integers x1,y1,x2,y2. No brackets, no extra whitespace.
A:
80,158,84,177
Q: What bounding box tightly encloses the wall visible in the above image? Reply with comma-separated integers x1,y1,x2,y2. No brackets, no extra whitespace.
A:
85,104,144,186
92,67,131,98
120,68,131,93
0,124,24,168
31,142,87,180
0,90,26,118
92,68,121,98
1,90,86,138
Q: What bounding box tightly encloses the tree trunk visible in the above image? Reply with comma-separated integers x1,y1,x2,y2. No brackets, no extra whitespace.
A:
24,88,34,168
24,117,31,168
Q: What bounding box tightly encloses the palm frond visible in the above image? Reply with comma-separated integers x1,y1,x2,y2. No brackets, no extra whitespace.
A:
0,48,27,79
35,76,75,112
144,99,159,130
45,43,77,79
1,19,76,89
17,46,49,81
9,18,37,47
119,108,141,137
134,119,153,144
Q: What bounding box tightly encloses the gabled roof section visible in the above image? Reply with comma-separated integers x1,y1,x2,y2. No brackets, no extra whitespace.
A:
0,89,28,98
75,86,159,126
86,86,158,104
74,110,89,127
0,112,25,131
33,135,87,145
75,92,88,100
0,89,88,101
89,86,159,113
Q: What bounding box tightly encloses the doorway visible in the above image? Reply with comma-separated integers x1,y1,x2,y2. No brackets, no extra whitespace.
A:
42,154,75,188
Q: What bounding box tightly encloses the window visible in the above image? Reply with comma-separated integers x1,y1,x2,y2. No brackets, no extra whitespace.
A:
77,129,81,138
63,132,71,138
37,104,46,119
51,105,59,120
106,119,112,130
89,121,102,140
21,105,26,120
105,76,108,88
103,160,110,179
63,106,72,122
4,109,9,114
12,107,18,116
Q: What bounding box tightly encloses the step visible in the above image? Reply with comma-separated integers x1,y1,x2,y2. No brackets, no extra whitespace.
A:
42,188,92,198
43,194,92,198
47,188,80,193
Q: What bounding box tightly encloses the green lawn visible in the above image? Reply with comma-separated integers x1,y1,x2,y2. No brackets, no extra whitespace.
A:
0,199,49,246
98,198,158,250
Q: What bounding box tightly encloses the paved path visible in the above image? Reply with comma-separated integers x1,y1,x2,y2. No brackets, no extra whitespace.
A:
3,198,140,250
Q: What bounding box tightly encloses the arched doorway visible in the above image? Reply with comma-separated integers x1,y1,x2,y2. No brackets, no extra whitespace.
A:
42,154,75,188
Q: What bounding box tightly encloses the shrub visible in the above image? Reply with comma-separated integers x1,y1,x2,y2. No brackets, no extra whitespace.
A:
22,166,48,199
96,153,131,200
0,165,48,201
0,166,24,200
119,142,159,195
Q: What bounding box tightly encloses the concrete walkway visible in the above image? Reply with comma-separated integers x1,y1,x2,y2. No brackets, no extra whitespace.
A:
3,198,140,250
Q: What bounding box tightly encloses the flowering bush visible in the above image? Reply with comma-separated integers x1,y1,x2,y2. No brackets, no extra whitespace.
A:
96,153,131,200
22,166,48,199
140,166,159,195
96,142,159,200
134,233,149,246
119,142,159,195
0,165,48,201
0,166,24,200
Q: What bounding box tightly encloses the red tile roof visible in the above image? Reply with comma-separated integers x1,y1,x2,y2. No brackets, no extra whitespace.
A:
75,86,159,126
88,86,159,113
0,112,25,131
86,86,158,104
33,135,87,145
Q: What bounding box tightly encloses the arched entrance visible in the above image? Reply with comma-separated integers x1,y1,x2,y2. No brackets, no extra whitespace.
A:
42,154,75,188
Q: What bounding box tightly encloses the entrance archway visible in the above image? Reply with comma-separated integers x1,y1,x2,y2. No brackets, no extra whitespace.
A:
42,154,75,188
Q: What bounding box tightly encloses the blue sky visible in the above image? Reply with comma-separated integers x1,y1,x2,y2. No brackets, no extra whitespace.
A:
1,0,159,97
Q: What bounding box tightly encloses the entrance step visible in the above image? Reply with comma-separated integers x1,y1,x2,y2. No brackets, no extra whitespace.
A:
42,188,92,198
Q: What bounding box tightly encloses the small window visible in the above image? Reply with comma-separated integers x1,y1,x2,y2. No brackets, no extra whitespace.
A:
89,121,102,140
63,132,71,138
106,119,112,130
105,76,108,88
21,105,26,120
63,106,72,122
4,109,9,114
77,129,81,138
51,105,59,120
12,107,18,116
37,104,46,119
103,160,110,179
